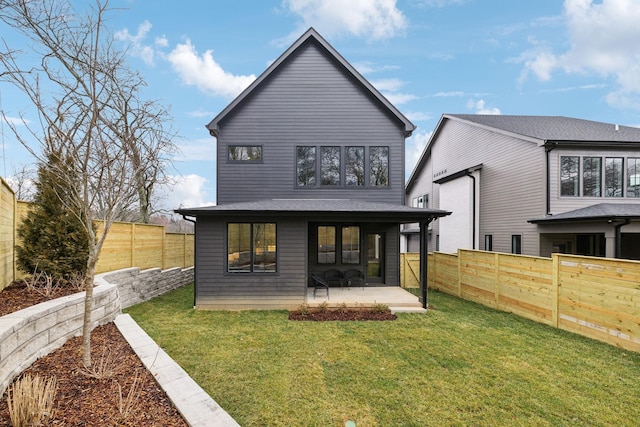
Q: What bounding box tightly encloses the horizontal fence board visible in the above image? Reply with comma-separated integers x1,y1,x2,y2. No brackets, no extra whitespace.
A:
402,250,640,352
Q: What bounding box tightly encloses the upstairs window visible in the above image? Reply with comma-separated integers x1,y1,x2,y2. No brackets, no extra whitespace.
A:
228,146,262,161
412,194,429,208
628,158,640,197
605,157,623,197
345,146,365,186
370,146,389,186
560,156,580,196
582,157,601,197
228,223,277,273
296,146,316,186
321,146,341,186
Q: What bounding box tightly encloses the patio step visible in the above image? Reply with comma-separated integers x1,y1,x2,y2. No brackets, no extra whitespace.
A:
390,306,427,314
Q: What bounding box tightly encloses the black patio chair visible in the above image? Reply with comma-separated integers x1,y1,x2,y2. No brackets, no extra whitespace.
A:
344,269,365,289
324,269,345,288
311,274,329,299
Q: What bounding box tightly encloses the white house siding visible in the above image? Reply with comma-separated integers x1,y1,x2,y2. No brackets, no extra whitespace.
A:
216,41,406,206
438,176,475,253
408,118,546,256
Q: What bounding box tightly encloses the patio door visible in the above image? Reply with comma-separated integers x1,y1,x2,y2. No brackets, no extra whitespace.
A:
366,233,384,284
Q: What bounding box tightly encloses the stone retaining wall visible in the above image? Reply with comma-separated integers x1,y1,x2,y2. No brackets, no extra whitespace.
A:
0,266,193,395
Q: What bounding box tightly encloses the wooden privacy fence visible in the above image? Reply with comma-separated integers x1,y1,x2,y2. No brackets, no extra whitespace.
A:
401,250,640,353
0,179,15,291
6,201,194,286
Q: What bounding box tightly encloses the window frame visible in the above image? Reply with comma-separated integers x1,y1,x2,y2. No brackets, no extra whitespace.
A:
341,225,361,264
227,222,277,273
317,225,337,264
511,235,522,255
369,146,390,187
227,145,263,162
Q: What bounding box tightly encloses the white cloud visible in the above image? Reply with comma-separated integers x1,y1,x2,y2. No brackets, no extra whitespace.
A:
521,0,640,108
1,116,30,126
466,99,501,115
417,0,467,7
115,20,157,65
161,174,214,210
405,130,432,180
166,39,256,99
174,137,216,162
405,111,431,122
371,78,417,105
282,0,408,42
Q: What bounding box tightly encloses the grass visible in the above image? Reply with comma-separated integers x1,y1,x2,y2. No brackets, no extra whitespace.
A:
124,285,640,427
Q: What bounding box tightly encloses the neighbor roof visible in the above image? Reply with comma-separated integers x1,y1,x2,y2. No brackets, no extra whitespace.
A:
406,114,640,191
529,203,640,223
176,199,450,222
206,28,416,138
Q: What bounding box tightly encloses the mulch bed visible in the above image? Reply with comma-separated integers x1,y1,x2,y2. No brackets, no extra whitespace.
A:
0,282,187,426
289,308,397,321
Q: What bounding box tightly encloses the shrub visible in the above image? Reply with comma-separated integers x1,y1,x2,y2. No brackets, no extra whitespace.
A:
371,303,391,313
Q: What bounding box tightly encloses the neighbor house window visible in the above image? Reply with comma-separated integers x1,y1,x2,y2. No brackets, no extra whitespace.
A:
605,157,623,197
341,226,360,264
583,156,602,197
321,147,341,185
485,235,493,251
345,146,365,186
511,235,522,254
296,146,316,186
228,146,262,161
628,158,640,197
370,146,389,186
228,223,276,273
560,156,580,196
412,194,429,208
318,226,336,264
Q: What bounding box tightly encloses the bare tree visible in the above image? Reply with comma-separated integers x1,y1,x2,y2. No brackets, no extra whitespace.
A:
7,163,36,201
0,0,176,367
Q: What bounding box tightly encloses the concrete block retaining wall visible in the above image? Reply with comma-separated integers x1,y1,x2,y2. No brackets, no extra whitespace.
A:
0,266,194,395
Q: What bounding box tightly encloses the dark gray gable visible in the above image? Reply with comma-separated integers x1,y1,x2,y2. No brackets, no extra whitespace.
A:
206,28,415,137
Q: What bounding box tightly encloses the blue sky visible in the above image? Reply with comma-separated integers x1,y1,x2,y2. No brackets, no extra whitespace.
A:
3,0,640,211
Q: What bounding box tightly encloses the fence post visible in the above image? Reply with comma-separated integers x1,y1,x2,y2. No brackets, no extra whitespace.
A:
456,250,462,297
551,253,559,328
494,252,500,309
130,223,136,268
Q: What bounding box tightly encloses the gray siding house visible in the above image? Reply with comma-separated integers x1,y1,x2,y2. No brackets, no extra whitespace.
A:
177,29,448,310
405,114,640,260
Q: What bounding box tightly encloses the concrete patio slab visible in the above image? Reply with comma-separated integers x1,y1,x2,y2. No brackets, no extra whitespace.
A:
306,286,424,312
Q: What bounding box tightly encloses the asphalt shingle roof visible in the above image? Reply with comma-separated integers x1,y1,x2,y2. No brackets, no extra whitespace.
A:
448,114,640,143
529,203,640,223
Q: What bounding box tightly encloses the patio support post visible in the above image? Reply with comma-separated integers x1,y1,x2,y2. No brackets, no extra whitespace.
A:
419,219,430,309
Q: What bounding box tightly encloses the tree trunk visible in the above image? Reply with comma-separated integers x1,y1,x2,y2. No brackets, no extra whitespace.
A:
81,259,97,368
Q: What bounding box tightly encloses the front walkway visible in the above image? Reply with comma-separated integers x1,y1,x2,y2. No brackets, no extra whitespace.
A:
306,286,425,313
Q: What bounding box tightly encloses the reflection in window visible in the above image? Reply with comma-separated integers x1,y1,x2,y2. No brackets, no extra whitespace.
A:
296,146,316,186
228,146,262,161
341,226,360,264
318,226,336,264
628,158,640,197
583,157,601,197
321,147,340,185
560,156,579,196
228,223,276,273
605,157,623,197
345,147,364,186
370,146,389,186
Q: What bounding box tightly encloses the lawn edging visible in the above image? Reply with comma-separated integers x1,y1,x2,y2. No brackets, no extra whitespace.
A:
0,266,193,396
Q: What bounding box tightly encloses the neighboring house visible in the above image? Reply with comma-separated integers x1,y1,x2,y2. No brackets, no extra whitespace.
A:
405,114,640,260
176,28,448,310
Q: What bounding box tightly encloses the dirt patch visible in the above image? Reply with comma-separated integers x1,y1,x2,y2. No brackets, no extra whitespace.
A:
0,284,187,426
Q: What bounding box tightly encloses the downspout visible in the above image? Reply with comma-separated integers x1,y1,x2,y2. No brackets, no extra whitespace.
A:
181,215,197,308
614,218,631,258
465,171,476,249
545,143,555,216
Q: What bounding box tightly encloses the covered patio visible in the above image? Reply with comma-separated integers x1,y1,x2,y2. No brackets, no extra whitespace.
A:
306,286,426,313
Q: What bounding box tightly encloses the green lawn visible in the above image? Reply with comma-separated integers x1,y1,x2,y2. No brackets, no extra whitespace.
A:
124,285,640,427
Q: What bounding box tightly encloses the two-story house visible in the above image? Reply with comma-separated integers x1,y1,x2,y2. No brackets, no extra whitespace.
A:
405,114,640,260
176,28,448,310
